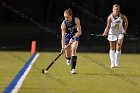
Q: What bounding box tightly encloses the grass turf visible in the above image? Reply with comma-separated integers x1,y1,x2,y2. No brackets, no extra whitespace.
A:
0,51,140,93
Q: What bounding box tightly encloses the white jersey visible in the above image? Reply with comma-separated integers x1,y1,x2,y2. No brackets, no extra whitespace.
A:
109,13,123,34
108,13,124,41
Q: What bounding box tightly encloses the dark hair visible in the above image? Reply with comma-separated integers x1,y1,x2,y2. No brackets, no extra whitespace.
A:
64,8,73,16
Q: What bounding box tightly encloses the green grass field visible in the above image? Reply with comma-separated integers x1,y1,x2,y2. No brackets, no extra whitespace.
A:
0,51,140,93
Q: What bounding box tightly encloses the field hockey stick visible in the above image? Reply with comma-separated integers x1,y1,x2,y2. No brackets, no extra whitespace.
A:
42,43,71,74
91,33,123,36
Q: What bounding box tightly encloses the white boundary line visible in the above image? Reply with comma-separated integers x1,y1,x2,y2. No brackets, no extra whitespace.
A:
3,53,40,93
12,53,39,93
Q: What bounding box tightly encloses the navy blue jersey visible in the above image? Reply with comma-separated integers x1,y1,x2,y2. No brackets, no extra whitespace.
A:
64,17,77,34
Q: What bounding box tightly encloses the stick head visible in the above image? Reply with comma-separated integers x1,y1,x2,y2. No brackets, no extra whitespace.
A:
42,69,48,74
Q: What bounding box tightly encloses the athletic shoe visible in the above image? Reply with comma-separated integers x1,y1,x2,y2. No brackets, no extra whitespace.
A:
115,63,119,67
110,64,115,68
71,69,77,74
66,59,71,66
115,65,119,68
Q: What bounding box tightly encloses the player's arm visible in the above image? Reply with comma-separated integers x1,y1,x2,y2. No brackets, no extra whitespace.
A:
61,22,66,49
103,15,111,36
72,17,82,38
122,14,128,34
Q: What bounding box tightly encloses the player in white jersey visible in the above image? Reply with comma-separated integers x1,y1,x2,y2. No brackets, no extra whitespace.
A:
103,4,128,68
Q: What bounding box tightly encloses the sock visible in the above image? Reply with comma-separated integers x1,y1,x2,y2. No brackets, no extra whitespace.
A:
71,56,77,69
109,49,115,66
115,50,121,66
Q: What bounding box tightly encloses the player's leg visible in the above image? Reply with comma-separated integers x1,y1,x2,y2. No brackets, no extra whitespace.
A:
71,41,78,74
65,44,71,65
115,34,124,67
108,35,117,68
64,34,72,65
109,41,116,68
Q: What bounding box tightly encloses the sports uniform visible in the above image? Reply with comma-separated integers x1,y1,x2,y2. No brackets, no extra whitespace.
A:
108,13,124,68
108,13,124,41
63,17,79,74
103,4,128,68
64,17,79,45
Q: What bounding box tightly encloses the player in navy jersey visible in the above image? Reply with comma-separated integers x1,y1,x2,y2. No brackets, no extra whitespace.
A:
61,8,82,74
103,4,128,68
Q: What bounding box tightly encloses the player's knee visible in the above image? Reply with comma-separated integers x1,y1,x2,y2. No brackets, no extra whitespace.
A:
116,45,121,51
71,50,76,56
116,43,122,50
110,45,115,50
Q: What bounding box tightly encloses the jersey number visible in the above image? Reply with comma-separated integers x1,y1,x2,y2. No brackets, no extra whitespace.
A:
114,24,119,30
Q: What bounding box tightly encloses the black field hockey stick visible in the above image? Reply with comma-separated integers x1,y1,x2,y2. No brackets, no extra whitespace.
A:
90,33,123,37
42,44,71,74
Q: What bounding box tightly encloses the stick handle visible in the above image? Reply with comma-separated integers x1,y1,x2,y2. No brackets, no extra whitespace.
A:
91,33,123,36
91,34,103,36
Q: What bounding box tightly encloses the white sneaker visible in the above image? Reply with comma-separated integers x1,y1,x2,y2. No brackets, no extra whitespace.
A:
71,69,77,74
115,62,119,67
115,64,119,68
110,63,115,68
66,59,71,66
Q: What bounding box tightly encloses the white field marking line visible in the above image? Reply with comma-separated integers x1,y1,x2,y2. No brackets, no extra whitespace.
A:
11,53,39,93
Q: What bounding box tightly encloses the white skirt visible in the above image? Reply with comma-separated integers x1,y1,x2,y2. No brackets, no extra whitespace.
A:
107,34,124,41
